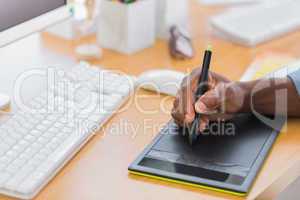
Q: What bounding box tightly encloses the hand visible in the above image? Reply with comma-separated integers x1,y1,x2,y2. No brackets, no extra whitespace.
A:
171,68,247,132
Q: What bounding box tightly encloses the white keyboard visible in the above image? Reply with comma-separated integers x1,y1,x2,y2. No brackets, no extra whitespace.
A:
0,62,136,199
210,0,300,46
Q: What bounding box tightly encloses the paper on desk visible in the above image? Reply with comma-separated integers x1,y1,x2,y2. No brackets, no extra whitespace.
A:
240,54,298,81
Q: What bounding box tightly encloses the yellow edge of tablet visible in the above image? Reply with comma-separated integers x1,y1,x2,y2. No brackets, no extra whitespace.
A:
129,170,246,197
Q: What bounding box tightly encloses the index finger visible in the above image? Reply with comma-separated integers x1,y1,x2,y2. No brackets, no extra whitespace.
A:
179,77,196,123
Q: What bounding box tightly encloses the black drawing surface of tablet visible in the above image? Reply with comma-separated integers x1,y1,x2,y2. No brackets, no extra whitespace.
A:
129,114,283,195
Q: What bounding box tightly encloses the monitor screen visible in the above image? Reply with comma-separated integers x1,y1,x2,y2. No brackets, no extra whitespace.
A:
0,0,66,32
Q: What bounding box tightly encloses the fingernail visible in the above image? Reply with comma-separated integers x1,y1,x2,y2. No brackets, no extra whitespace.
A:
195,101,208,113
199,122,207,132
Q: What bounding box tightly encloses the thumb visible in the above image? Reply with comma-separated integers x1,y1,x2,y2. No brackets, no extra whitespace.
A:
195,89,221,114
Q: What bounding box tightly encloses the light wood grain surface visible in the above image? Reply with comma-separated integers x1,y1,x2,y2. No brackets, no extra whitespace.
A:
0,0,300,199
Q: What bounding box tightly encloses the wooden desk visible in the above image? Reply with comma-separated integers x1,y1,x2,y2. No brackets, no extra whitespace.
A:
1,0,300,199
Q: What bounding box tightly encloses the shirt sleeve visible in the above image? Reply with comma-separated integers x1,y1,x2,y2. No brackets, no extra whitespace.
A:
288,69,300,96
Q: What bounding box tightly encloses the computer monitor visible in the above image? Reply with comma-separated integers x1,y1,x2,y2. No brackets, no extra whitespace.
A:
0,0,70,47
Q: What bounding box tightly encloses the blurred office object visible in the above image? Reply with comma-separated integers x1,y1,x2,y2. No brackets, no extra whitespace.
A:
199,0,259,5
169,26,194,60
97,0,155,54
137,69,185,96
76,0,102,36
46,0,100,39
75,44,103,60
46,2,88,39
199,0,285,6
46,18,80,40
240,53,296,81
210,0,300,46
85,0,99,20
0,1,70,47
155,0,189,39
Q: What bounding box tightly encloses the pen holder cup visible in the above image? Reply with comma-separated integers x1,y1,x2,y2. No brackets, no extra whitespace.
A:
97,0,156,54
155,0,189,39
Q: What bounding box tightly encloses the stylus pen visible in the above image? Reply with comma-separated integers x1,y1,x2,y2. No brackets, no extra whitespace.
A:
188,46,212,145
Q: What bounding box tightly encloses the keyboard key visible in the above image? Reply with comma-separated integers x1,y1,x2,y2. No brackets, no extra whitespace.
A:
24,135,36,143
0,156,11,165
29,130,42,137
0,164,6,171
36,125,47,131
6,164,20,174
0,143,10,156
3,137,17,146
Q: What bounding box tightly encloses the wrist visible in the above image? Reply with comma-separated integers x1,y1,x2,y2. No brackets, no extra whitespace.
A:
232,81,254,113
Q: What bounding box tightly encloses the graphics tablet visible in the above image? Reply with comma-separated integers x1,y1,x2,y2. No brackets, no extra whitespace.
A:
128,114,284,196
